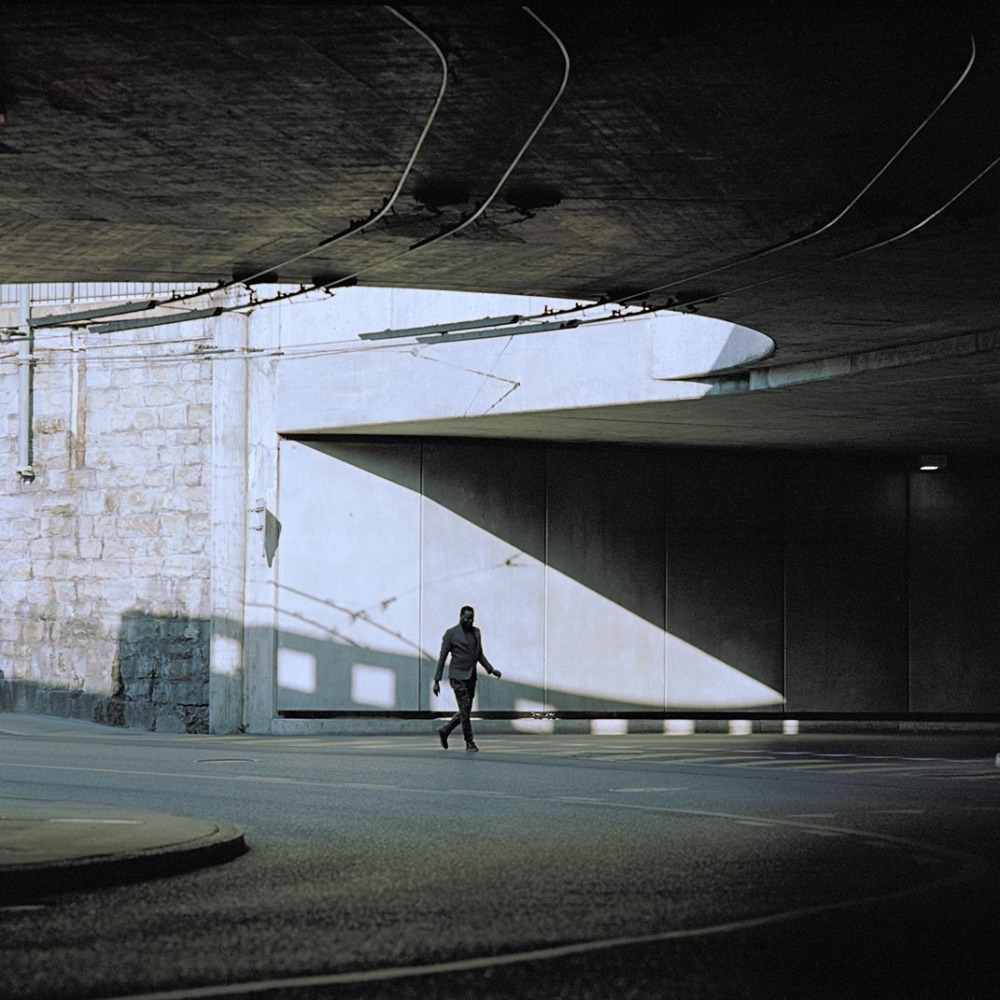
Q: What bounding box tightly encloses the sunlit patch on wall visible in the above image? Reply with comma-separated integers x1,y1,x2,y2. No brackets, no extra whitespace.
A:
351,664,396,709
211,635,242,677
591,719,628,735
666,634,783,709
513,698,556,733
665,719,696,735
783,719,800,735
729,719,753,736
277,647,317,694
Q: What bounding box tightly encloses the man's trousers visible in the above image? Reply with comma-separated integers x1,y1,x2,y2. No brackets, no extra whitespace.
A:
442,676,477,744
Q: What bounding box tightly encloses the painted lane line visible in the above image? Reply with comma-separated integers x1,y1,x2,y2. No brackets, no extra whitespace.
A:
724,760,855,769
442,790,518,798
49,818,142,825
337,783,403,791
609,787,688,793
194,759,258,764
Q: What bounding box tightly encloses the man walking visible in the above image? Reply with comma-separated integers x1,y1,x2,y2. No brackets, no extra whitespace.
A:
433,605,502,752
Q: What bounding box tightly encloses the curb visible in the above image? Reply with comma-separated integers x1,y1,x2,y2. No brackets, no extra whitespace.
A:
0,798,247,903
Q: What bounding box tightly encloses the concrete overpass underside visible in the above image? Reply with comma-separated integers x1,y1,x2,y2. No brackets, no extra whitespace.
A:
2,3,999,451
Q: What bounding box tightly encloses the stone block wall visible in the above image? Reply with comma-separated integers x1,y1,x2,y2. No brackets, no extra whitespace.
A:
0,315,215,732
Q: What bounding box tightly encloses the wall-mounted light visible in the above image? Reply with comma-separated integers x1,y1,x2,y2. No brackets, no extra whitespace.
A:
918,454,947,471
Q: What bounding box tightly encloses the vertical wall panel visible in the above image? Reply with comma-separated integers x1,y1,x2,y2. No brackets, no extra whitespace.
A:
545,446,666,711
785,459,909,712
665,452,785,710
421,442,546,714
275,440,422,711
910,458,1000,711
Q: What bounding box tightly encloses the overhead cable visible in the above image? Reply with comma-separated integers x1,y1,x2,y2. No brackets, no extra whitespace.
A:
16,147,997,368
350,31,980,344
180,4,572,324
24,7,570,343
24,4,449,332
658,151,1000,317
617,33,978,306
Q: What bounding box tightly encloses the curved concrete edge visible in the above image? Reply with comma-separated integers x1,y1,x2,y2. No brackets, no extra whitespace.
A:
0,798,247,903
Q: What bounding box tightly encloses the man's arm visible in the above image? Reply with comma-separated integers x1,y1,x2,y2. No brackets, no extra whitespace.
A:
476,630,502,678
433,630,450,695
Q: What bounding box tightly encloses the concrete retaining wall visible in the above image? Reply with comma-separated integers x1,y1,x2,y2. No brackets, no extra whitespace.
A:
0,317,224,732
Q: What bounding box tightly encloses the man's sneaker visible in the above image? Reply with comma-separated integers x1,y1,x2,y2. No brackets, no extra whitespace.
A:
437,728,449,750
465,741,479,752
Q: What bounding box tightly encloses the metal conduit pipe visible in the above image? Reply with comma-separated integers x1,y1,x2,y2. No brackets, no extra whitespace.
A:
16,284,35,480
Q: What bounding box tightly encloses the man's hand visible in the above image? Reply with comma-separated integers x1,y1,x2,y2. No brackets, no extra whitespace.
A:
491,669,502,679
433,680,440,697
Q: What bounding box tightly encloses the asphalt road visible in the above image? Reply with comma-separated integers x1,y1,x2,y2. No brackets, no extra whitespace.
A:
2,719,1000,999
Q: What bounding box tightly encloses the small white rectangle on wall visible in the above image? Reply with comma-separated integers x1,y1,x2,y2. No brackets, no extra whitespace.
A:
591,719,628,735
211,635,242,677
351,663,396,709
277,647,317,694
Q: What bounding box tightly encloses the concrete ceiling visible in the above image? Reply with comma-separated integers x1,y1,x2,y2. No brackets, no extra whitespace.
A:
2,4,999,452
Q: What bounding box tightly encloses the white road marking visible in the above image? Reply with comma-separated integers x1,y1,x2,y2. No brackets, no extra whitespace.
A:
609,787,688,793
48,818,142,825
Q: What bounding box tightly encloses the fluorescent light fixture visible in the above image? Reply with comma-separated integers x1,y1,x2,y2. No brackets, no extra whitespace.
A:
416,318,581,344
91,307,222,333
358,314,522,341
29,300,156,328
918,454,947,471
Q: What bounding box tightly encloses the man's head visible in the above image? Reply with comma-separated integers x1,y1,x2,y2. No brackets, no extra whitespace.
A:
459,605,475,629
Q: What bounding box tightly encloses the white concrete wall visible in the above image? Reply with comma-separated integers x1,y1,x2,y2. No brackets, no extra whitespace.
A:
270,288,773,435
244,288,781,731
274,440,423,713
269,438,786,722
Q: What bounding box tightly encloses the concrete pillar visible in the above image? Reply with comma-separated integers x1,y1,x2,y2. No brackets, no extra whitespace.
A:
242,305,282,732
209,311,250,733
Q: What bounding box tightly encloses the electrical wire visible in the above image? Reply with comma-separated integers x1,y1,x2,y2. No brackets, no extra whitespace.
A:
12,138,998,371
19,139,997,372
105,4,573,331
22,4,449,332
335,30,981,344
644,151,1000,318
40,5,571,337
23,7,571,333
6,26,985,364
617,32,978,306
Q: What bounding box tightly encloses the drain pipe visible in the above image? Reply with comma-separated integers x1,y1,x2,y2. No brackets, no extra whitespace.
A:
16,284,35,481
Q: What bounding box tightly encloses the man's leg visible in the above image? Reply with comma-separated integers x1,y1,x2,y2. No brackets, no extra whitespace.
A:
449,678,476,744
441,709,460,737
